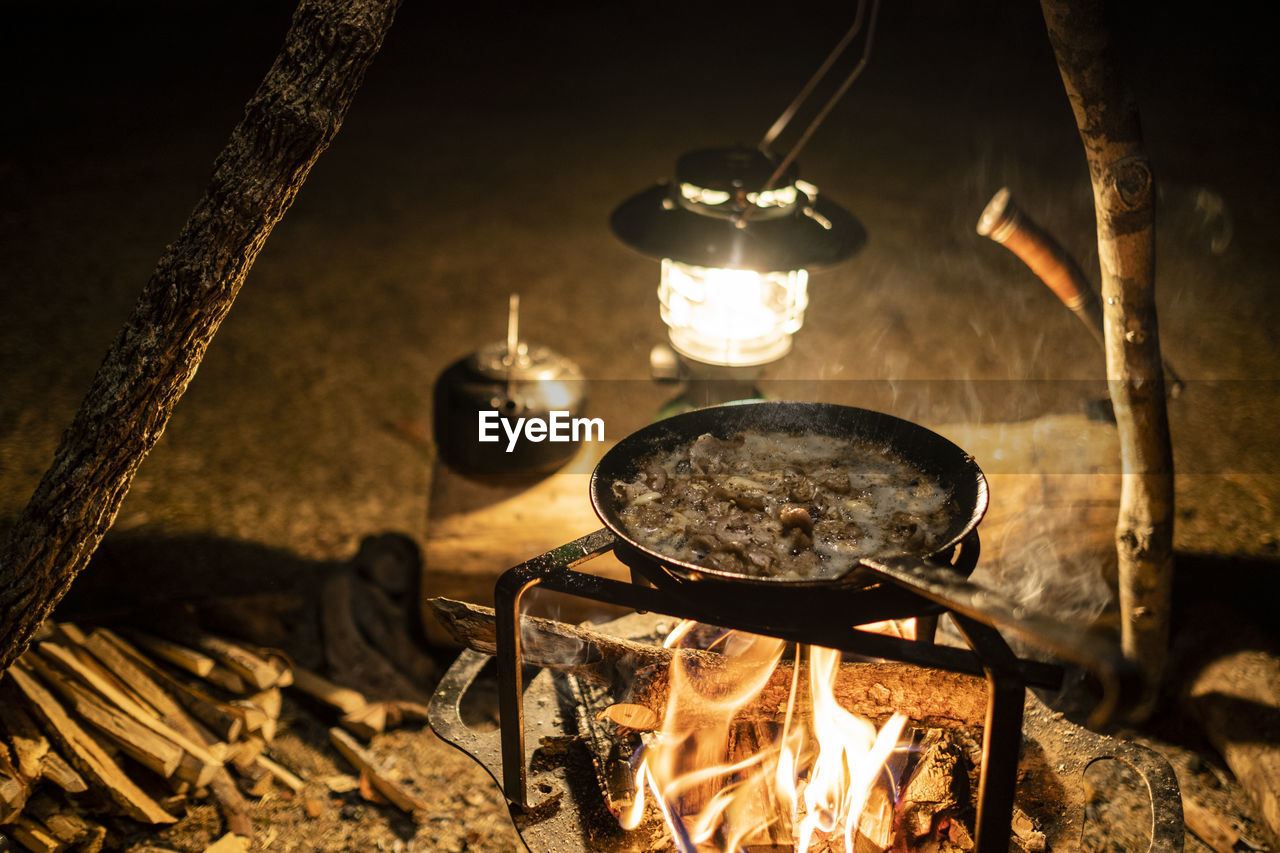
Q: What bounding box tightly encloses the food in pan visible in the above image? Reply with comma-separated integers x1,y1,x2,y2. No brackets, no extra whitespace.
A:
612,430,954,580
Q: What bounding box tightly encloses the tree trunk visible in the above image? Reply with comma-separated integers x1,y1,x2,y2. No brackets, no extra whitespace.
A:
0,0,402,673
1041,0,1175,718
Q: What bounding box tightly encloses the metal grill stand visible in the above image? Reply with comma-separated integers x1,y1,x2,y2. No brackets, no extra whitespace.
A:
490,528,1053,853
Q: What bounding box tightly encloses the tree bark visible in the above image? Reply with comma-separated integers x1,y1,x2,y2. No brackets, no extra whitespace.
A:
1041,0,1175,718
0,0,402,673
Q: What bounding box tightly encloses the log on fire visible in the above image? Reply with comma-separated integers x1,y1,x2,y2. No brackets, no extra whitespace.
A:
428,597,990,728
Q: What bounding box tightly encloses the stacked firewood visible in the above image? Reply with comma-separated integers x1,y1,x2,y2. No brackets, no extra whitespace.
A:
0,620,423,853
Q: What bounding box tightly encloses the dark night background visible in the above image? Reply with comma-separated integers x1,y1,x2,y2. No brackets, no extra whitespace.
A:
1,2,1277,608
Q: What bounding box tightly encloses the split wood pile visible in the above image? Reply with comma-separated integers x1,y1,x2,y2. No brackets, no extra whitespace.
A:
0,621,428,853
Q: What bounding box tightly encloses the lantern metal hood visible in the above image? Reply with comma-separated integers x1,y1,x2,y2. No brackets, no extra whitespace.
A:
611,146,865,368
610,146,865,273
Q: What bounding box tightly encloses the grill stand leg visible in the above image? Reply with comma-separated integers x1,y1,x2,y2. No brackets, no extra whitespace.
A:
495,564,542,808
952,615,1026,853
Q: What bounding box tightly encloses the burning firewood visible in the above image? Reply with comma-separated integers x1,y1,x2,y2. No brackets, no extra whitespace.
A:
626,662,988,730
895,729,968,844
430,597,991,728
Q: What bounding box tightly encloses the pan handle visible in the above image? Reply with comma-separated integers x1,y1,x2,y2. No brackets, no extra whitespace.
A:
858,555,1143,728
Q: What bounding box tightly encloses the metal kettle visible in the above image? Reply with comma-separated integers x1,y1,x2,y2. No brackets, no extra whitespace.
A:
433,296,587,476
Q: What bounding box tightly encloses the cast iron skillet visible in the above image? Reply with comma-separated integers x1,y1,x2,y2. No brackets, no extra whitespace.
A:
589,400,1140,723
590,400,987,588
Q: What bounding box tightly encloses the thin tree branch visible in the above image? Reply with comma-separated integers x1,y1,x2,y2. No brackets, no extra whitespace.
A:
0,0,402,672
1041,0,1175,718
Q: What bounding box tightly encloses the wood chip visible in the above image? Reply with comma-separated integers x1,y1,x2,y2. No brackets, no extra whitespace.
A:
37,751,87,795
255,755,304,794
320,774,360,793
23,791,106,849
338,703,386,739
597,703,659,731
131,634,216,679
202,832,249,853
328,728,427,814
6,816,64,853
290,667,367,716
188,635,279,692
0,696,50,780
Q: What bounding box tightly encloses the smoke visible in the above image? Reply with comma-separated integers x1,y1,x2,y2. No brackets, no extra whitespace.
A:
978,505,1115,626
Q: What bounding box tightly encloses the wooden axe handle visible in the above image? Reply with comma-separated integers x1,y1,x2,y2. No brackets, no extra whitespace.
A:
978,187,1184,395
977,187,1105,345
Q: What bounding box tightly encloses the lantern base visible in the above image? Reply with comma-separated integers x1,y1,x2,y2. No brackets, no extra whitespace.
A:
650,346,771,418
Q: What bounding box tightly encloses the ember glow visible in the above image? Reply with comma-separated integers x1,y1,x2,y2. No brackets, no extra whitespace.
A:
620,620,910,852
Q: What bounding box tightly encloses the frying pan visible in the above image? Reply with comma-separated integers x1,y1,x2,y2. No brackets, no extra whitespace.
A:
591,400,986,588
589,400,1140,723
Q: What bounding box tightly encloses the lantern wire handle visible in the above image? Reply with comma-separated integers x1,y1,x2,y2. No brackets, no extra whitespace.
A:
754,0,881,197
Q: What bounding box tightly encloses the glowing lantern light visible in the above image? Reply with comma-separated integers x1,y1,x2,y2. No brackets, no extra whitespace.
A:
612,146,865,370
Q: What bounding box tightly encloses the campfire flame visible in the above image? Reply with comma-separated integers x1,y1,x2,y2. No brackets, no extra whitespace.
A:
620,621,911,852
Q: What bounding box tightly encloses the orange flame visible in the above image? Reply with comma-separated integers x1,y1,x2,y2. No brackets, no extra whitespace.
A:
621,621,911,852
